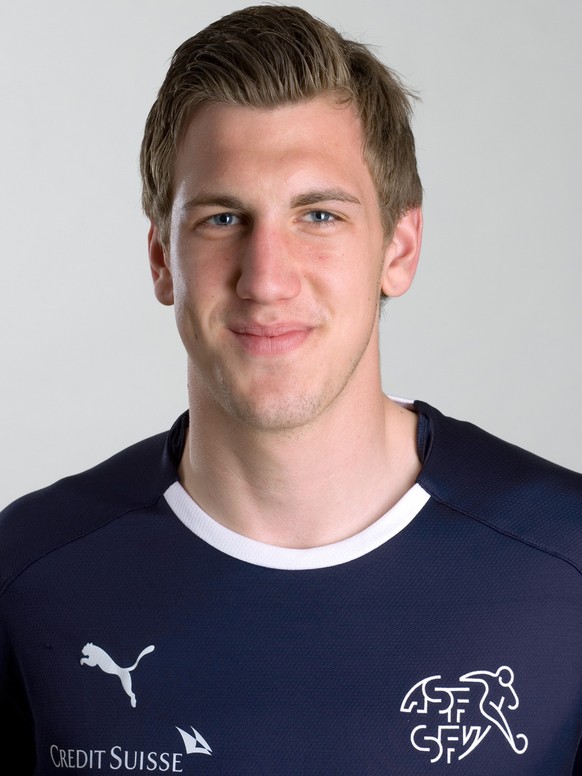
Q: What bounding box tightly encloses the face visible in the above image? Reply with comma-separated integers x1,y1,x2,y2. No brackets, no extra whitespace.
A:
150,97,421,433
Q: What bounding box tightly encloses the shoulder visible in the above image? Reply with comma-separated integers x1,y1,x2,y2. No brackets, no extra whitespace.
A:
415,401,582,572
0,413,187,591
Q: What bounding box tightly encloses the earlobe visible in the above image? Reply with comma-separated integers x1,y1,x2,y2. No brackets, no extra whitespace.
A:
380,207,423,298
148,222,174,306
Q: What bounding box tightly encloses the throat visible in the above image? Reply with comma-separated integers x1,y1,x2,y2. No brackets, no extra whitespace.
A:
178,397,420,548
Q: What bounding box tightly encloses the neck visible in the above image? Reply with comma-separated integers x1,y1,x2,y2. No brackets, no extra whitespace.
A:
179,378,420,549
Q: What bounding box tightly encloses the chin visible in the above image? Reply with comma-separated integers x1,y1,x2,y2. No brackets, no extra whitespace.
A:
221,390,327,433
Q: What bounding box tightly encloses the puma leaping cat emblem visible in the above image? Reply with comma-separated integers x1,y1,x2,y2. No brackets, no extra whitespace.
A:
80,643,155,708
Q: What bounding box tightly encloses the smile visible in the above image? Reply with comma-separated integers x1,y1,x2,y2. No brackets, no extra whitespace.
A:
228,324,312,356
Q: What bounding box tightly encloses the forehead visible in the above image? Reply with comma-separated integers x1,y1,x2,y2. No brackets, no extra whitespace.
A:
181,95,361,138
173,97,375,202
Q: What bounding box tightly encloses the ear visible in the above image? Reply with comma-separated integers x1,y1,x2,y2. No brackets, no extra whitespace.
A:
380,207,423,298
148,222,174,306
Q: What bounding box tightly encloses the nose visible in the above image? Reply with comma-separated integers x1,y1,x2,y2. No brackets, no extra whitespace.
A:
236,223,301,303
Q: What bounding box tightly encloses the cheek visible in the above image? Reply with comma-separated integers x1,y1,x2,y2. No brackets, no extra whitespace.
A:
171,259,229,339
170,268,189,308
322,244,384,308
175,234,238,294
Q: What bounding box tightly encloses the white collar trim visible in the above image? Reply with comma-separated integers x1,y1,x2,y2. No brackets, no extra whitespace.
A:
164,481,430,570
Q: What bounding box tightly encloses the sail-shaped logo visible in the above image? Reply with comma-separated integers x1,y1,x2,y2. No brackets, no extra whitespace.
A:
176,726,213,756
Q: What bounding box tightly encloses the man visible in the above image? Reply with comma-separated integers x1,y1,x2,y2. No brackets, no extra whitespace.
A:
1,5,580,773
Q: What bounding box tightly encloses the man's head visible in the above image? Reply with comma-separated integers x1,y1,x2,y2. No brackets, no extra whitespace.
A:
140,4,422,247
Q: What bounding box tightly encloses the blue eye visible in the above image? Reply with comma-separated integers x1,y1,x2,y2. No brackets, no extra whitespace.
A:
306,210,335,223
209,213,240,227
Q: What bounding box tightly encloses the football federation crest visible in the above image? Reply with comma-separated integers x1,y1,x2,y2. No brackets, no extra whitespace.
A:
400,666,528,764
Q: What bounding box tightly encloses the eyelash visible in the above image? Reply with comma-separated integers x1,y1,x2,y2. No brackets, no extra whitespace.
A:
207,213,241,227
303,210,336,224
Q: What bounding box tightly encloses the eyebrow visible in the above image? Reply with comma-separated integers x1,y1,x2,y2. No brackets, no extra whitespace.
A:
181,194,245,213
181,188,361,213
290,189,361,208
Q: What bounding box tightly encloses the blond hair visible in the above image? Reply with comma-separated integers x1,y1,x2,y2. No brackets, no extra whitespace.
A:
140,4,422,244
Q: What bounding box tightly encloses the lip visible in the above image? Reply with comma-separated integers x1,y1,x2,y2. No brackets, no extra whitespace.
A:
228,323,312,356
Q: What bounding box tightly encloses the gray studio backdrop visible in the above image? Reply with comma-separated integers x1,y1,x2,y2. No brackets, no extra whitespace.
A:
1,0,581,509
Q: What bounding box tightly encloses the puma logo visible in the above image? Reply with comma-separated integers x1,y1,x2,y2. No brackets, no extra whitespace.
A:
80,643,155,708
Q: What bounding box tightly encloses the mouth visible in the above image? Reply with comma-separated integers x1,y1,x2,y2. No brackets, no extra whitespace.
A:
228,323,312,356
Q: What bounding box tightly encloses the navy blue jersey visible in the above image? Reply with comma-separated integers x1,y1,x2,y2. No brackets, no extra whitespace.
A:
1,402,581,774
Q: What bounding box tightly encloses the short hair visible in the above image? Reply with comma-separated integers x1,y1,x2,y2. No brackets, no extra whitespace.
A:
140,4,422,245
